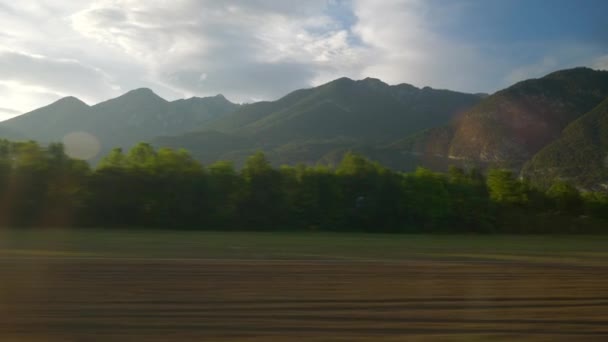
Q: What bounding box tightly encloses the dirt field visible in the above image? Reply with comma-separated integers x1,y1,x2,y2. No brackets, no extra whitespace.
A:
1,230,608,341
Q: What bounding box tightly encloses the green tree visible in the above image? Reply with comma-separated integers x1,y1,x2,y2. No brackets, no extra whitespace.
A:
126,143,157,170
447,165,466,183
97,148,126,169
401,167,451,231
207,161,241,228
582,192,608,220
445,166,493,232
486,169,528,205
155,148,202,175
239,152,285,229
546,180,582,214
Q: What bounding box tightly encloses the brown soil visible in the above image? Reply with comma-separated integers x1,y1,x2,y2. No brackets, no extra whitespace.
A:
2,258,608,341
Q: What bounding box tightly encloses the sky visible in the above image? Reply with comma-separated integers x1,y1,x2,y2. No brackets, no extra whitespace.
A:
0,0,607,120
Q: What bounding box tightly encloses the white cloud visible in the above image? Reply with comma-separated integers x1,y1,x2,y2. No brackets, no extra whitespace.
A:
0,0,607,120
594,55,608,70
0,107,20,115
505,57,559,84
0,81,65,120
503,43,608,86
0,50,116,100
68,0,363,101
350,0,505,92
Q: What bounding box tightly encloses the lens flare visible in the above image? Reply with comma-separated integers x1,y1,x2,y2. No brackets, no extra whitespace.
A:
62,131,101,160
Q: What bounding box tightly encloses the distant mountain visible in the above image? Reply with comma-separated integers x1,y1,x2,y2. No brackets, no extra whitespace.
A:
0,89,239,155
396,67,608,169
154,130,254,166
155,77,482,166
1,96,90,142
208,77,481,142
0,126,27,141
522,97,608,189
380,125,457,170
6,67,608,177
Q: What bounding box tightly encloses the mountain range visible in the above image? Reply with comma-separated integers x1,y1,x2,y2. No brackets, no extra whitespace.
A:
3,67,608,189
1,78,482,166
1,89,239,155
156,77,482,166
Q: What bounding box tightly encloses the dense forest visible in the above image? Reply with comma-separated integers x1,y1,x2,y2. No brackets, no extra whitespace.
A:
1,139,607,233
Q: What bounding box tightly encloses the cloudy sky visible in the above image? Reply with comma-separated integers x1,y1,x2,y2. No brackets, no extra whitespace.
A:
0,0,607,120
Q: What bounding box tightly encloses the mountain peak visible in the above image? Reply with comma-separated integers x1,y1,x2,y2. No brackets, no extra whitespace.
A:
543,67,604,81
125,87,158,96
179,94,235,106
327,77,355,86
53,96,89,108
117,88,168,103
324,77,400,89
210,94,233,104
360,77,387,85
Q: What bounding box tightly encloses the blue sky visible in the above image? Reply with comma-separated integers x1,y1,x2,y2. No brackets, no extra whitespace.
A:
0,0,607,119
420,0,608,83
436,0,607,44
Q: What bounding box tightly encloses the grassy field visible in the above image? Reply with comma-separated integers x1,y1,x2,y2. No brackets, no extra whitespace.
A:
2,229,608,341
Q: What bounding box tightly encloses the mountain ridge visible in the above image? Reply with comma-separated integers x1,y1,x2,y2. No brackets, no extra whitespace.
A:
0,89,240,156
155,77,483,166
523,96,608,189
4,68,608,185
394,67,608,170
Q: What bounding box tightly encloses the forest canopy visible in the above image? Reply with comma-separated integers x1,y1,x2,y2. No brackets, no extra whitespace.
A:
0,139,606,233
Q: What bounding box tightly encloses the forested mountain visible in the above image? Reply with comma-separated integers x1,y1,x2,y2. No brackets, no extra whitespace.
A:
523,97,608,189
0,96,90,142
155,77,482,166
209,77,481,141
158,68,608,173
0,89,239,152
6,67,608,187
0,126,27,141
396,67,608,169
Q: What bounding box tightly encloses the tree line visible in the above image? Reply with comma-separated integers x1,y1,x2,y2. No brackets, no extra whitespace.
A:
0,139,607,233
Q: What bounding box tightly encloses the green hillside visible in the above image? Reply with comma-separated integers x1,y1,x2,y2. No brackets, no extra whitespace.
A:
209,77,480,142
8,68,608,174
1,96,92,142
523,97,608,189
0,126,27,141
156,77,481,166
0,89,240,156
449,67,608,166
399,68,608,169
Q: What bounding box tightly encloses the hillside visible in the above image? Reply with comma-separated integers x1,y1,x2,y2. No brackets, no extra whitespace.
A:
522,97,608,189
451,67,608,166
396,67,608,169
154,130,254,166
156,77,482,166
1,96,91,142
0,90,239,156
9,68,608,172
208,77,480,142
0,126,27,141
